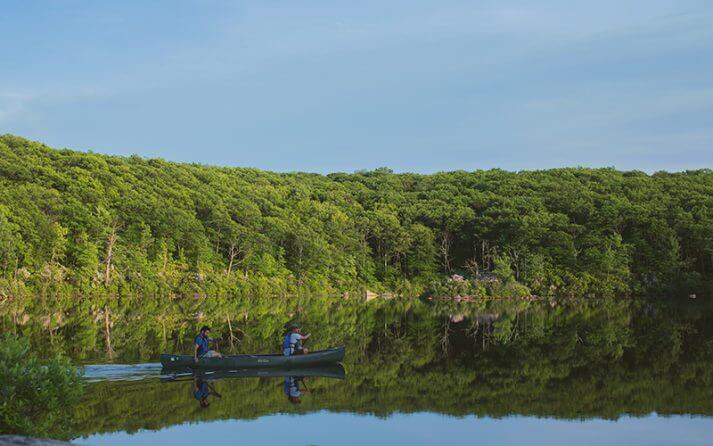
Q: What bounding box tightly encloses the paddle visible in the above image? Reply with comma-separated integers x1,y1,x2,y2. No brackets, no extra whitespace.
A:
207,382,222,398
212,337,223,352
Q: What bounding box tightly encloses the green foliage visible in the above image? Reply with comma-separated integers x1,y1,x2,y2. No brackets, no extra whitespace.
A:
0,334,84,438
493,255,515,282
490,280,531,299
0,135,711,298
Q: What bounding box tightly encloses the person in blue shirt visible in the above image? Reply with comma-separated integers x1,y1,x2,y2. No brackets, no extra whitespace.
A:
193,377,211,407
283,323,311,356
193,374,222,408
194,326,222,364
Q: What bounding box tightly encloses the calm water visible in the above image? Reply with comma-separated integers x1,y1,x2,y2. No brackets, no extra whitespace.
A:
4,295,713,444
81,414,712,446
74,362,712,446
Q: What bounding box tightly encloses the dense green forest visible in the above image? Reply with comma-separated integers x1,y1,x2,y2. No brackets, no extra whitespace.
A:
0,135,711,298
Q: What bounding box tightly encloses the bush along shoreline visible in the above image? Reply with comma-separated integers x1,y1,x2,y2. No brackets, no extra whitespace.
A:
0,335,84,439
0,134,711,300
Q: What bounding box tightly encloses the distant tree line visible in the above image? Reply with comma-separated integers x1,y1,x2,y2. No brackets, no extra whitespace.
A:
0,135,711,298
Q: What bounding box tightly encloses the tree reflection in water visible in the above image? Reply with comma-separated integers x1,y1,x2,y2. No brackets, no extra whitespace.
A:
1,296,712,440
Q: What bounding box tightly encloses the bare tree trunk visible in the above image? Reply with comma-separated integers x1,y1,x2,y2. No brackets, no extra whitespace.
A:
227,314,235,349
215,229,221,253
509,247,520,280
440,231,453,273
104,305,114,360
48,315,54,345
226,242,241,277
227,252,235,277
104,224,118,287
162,244,168,273
465,258,479,277
440,319,452,354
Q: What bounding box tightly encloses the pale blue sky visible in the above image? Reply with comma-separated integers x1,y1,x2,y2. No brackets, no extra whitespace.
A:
83,412,713,446
1,1,712,173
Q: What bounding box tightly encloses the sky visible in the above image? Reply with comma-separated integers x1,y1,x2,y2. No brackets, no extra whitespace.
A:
84,412,713,446
1,0,712,173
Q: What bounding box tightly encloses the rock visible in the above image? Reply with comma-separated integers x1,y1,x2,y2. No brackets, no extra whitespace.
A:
448,274,465,282
689,294,697,299
475,272,499,283
450,314,465,323
0,436,74,445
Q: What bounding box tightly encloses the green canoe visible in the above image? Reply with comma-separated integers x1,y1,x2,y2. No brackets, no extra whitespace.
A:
160,346,345,370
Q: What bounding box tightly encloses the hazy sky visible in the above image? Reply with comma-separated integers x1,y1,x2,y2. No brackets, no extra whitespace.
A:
1,1,712,173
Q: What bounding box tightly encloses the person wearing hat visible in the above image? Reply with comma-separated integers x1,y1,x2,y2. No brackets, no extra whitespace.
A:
283,323,311,356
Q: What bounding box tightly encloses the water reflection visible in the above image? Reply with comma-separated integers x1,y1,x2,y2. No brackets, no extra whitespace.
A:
193,376,220,408
3,296,712,441
159,364,346,381
284,376,305,404
157,365,346,410
82,363,163,382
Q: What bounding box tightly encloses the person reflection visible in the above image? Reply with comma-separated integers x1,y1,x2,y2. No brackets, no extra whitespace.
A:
193,374,221,408
284,376,309,404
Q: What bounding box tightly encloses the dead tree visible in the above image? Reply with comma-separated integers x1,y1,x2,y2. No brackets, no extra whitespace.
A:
103,222,119,287
439,231,453,273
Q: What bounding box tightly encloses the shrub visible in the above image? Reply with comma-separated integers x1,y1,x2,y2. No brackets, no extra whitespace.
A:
0,334,84,438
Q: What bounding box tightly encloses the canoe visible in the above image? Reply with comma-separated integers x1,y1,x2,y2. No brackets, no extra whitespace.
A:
160,363,346,381
160,346,345,370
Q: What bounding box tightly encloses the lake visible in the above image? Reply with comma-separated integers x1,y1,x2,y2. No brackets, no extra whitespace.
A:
3,295,713,444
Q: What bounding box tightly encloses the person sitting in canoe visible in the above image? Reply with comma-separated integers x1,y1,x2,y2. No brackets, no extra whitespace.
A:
194,325,222,363
283,323,311,356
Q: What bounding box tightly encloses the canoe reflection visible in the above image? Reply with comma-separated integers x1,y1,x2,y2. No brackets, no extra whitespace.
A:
160,364,345,408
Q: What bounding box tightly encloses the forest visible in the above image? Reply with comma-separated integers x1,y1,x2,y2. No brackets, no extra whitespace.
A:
0,134,711,299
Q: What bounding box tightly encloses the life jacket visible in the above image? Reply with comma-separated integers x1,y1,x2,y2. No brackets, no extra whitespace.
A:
283,333,299,352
